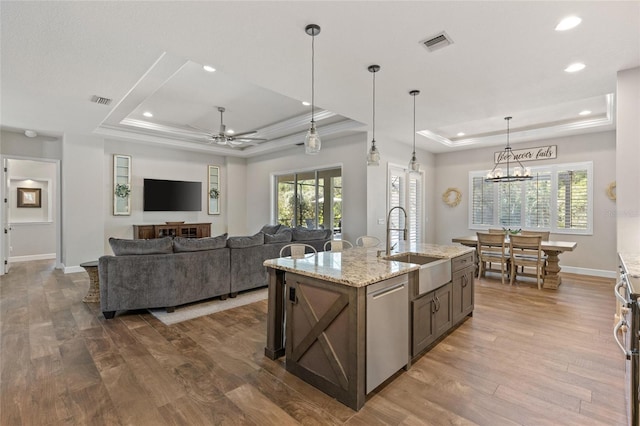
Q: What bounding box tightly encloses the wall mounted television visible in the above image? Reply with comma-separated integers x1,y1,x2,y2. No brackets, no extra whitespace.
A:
143,178,202,212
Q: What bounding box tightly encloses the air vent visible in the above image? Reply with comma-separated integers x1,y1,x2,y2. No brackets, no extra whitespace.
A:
91,95,113,106
421,31,453,52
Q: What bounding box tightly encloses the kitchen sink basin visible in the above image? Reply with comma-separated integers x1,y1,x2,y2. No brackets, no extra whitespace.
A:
385,253,452,294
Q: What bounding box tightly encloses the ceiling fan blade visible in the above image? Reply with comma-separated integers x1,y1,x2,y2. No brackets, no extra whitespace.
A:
231,130,258,137
233,137,267,142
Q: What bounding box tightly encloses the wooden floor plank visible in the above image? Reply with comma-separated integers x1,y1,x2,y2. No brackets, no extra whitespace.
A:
0,260,628,425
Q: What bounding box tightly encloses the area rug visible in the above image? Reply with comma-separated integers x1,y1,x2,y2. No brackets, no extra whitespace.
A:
148,288,268,325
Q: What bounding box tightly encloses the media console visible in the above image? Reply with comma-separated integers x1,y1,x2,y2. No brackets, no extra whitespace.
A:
132,223,211,239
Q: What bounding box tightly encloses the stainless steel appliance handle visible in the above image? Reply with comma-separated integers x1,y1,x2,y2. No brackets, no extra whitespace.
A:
371,283,406,299
613,319,631,358
614,279,628,306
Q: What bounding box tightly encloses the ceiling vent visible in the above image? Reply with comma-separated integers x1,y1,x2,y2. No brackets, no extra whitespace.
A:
421,31,453,52
91,95,113,106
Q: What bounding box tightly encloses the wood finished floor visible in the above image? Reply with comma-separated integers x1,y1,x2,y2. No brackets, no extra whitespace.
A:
0,260,626,425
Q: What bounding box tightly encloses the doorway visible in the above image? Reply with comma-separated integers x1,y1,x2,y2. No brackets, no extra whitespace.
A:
1,156,61,274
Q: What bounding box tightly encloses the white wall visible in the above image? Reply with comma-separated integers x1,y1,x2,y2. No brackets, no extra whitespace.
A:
62,133,105,270
433,131,617,273
245,133,368,244
616,67,640,253
103,139,228,253
225,156,248,236
0,130,62,160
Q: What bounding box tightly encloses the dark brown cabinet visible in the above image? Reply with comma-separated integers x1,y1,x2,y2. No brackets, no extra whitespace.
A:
133,223,211,239
412,282,452,357
452,252,475,324
411,251,474,358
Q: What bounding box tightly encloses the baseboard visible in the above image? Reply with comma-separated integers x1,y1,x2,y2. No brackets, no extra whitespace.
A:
9,253,56,263
64,265,85,274
561,266,617,279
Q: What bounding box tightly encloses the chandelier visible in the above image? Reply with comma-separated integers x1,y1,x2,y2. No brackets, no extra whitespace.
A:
485,116,532,183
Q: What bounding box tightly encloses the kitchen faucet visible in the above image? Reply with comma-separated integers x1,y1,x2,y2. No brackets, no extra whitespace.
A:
386,206,408,256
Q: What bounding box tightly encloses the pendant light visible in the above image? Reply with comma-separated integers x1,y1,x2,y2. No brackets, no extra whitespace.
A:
485,116,532,182
407,90,420,173
366,65,381,166
304,24,321,155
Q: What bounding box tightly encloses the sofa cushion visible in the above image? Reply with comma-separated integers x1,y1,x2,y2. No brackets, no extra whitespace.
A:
260,224,282,235
292,227,332,241
109,237,173,256
173,233,228,252
264,229,292,243
227,232,265,248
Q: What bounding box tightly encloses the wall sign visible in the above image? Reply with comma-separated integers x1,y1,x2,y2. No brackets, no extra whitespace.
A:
494,145,557,164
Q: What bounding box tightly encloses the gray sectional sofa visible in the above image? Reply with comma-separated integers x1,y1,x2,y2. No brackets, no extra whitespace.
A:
98,225,331,319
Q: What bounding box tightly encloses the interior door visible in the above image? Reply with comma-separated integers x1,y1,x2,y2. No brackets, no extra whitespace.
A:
2,157,10,274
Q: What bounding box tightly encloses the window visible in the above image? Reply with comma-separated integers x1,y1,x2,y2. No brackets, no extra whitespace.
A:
388,165,423,245
469,162,592,234
274,167,342,231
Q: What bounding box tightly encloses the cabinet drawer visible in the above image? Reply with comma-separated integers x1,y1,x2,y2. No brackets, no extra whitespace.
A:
452,253,473,272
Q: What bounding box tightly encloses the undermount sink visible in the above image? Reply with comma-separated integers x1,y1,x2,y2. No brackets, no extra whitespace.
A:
385,253,452,294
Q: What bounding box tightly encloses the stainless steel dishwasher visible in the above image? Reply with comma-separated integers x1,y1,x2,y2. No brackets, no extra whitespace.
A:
366,275,409,393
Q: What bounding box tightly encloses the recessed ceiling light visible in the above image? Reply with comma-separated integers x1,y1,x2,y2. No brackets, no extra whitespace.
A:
555,16,582,31
143,111,153,118
457,132,465,137
579,110,592,116
564,62,585,73
302,101,311,106
203,65,216,73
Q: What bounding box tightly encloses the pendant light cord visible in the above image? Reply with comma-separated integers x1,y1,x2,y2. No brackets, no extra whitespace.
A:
311,32,315,125
372,70,376,144
412,92,416,154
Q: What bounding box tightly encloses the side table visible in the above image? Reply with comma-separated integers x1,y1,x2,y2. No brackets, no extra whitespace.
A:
80,261,100,303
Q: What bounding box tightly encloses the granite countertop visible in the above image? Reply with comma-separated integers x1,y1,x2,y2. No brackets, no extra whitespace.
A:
263,243,474,287
619,252,640,278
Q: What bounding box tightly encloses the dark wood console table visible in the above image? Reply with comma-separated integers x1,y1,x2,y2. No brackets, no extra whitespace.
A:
133,223,211,239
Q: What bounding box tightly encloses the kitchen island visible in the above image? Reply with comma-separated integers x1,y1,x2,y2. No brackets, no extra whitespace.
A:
263,243,474,410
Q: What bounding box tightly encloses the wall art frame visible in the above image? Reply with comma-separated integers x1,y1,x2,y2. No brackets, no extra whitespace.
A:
208,165,220,215
17,187,41,208
113,154,131,216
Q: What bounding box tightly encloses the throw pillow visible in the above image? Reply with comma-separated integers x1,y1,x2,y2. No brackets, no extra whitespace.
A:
264,229,292,243
109,237,173,256
173,233,228,252
226,232,265,248
260,224,282,235
292,227,330,241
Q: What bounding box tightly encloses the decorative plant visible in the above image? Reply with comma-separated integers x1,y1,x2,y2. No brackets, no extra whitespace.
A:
503,227,521,235
209,187,220,200
114,183,131,199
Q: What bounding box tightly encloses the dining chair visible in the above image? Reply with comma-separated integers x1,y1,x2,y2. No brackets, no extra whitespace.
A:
355,236,381,248
519,231,550,273
521,230,550,240
323,239,354,252
509,234,544,289
476,232,509,285
488,228,506,234
279,243,318,259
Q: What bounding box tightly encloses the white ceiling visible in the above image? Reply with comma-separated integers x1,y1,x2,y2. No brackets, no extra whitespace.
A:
1,1,638,157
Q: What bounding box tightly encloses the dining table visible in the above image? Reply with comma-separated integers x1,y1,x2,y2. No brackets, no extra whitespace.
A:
451,235,577,289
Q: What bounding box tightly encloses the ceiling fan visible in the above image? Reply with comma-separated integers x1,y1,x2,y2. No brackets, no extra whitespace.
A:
201,107,267,147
